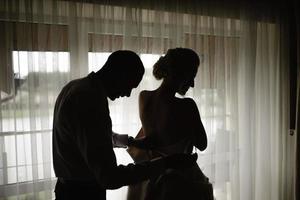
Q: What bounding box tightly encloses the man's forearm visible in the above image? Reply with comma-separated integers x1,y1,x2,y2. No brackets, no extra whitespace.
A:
99,158,165,189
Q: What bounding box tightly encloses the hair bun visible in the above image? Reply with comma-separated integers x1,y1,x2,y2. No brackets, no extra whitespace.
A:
153,56,168,80
152,48,200,80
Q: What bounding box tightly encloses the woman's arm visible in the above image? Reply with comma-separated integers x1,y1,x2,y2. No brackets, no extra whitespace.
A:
185,98,207,151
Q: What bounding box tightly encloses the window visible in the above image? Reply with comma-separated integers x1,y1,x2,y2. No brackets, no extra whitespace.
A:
0,51,70,185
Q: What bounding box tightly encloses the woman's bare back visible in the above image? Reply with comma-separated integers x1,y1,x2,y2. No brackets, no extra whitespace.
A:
139,90,199,150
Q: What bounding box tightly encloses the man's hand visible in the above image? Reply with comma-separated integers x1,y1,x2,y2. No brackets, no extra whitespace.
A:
127,136,135,147
127,136,154,149
164,153,198,170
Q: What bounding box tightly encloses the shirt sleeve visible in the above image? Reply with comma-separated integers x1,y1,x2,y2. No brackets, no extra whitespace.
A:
111,132,129,148
74,91,165,189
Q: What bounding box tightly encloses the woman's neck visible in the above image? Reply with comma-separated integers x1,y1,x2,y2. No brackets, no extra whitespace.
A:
156,80,177,99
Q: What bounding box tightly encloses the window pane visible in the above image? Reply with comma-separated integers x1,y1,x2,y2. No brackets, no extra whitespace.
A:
88,52,111,72
5,136,16,167
7,167,17,184
0,51,70,185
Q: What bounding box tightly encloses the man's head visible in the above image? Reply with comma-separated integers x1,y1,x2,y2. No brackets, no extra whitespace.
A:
96,50,145,100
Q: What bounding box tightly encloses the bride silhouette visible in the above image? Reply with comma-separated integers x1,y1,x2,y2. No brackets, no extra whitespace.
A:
127,48,214,200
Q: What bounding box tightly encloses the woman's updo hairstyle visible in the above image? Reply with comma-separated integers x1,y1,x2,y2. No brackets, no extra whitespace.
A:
153,48,200,80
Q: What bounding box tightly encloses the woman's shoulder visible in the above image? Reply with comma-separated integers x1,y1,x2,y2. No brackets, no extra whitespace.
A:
175,97,199,114
176,97,197,106
140,89,156,95
139,90,153,96
139,90,155,100
138,90,155,108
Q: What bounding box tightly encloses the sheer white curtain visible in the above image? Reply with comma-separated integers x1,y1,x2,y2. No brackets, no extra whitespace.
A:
0,0,296,200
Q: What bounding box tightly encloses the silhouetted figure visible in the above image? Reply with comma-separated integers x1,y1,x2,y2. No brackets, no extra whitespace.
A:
127,48,214,200
52,50,197,200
